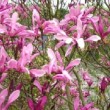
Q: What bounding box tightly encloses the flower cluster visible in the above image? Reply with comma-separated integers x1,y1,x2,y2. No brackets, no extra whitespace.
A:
0,0,110,110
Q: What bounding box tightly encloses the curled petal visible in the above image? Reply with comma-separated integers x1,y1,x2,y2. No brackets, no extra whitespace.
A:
85,35,101,42
66,58,81,71
30,69,46,77
53,70,72,83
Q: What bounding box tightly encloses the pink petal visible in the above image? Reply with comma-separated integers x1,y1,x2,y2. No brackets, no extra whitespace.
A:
0,73,7,83
90,16,99,23
63,70,72,81
65,44,75,57
47,49,57,74
100,77,109,92
85,7,95,15
55,51,63,66
69,4,80,17
0,88,8,107
19,43,33,66
40,96,47,107
81,102,94,110
66,58,81,70
30,53,40,62
77,17,83,38
21,43,33,58
74,96,80,110
32,9,40,25
91,17,100,34
16,83,22,90
54,33,68,41
33,80,42,92
55,41,65,50
0,25,6,34
27,98,34,110
103,26,110,37
7,59,17,69
36,96,47,110
2,0,8,5
12,12,19,24
53,74,65,81
47,48,56,61
85,35,101,42
7,90,20,104
0,47,7,66
53,70,72,82
48,59,56,74
76,38,85,49
30,69,46,77
65,38,73,44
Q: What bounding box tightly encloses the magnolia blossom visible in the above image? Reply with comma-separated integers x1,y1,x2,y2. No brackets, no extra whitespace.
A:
100,77,110,92
0,1,108,109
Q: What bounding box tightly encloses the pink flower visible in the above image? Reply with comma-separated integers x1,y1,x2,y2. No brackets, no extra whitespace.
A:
8,43,39,74
27,98,35,110
91,16,110,39
46,48,81,84
53,70,72,83
80,69,93,86
4,90,20,110
81,102,94,110
66,58,81,71
0,89,20,110
35,96,47,110
43,19,61,34
100,77,110,92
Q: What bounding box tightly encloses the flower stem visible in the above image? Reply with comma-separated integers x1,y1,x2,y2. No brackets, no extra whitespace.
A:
73,69,85,106
66,85,73,110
